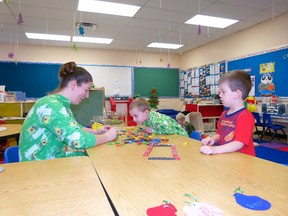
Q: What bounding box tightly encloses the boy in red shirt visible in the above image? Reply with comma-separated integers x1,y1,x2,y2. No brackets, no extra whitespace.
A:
200,70,255,156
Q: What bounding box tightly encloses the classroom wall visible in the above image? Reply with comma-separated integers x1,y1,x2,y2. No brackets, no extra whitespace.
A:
181,13,288,69
1,13,287,110
0,43,181,68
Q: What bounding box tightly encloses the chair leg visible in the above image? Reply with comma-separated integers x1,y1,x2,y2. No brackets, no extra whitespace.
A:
260,128,268,140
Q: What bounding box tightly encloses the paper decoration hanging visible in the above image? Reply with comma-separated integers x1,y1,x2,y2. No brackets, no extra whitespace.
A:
71,43,78,51
17,12,24,24
197,24,202,35
8,52,14,59
79,25,85,36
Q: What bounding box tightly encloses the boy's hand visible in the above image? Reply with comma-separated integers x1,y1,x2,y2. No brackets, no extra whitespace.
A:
201,136,215,146
200,146,215,155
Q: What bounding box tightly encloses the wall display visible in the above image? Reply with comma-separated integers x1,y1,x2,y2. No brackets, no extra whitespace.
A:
180,61,225,98
227,46,288,97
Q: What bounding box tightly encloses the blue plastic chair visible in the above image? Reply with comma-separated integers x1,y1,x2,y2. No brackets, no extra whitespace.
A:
190,131,202,141
261,113,287,143
251,112,266,139
4,146,19,163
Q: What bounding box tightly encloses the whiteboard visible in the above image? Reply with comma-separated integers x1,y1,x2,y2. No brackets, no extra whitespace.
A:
81,65,132,96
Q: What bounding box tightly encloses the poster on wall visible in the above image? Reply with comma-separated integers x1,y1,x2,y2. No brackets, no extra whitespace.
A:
258,62,275,96
227,47,288,97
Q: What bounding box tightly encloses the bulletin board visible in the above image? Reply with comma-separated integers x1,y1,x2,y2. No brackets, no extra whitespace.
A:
227,47,288,97
180,61,226,98
134,67,179,97
0,61,60,98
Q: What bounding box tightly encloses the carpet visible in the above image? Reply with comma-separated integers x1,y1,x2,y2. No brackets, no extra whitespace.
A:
255,146,288,165
277,147,288,152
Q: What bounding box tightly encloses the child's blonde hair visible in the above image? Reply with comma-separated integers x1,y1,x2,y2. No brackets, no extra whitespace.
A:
129,98,151,112
175,112,185,121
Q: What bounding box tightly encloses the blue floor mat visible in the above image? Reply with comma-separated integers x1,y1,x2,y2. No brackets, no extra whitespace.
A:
255,146,288,165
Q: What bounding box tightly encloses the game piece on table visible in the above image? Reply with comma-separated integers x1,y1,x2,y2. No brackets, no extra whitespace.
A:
234,193,271,210
147,201,177,216
233,186,271,210
183,203,224,216
183,193,224,216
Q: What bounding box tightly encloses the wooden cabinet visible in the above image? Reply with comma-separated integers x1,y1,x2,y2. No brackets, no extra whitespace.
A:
0,101,35,123
186,104,224,131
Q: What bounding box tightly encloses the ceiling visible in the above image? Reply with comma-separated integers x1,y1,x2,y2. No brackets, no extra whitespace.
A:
0,0,288,54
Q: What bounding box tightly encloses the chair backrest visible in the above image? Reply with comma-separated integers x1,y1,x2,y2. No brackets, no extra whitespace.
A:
4,146,19,163
262,113,273,127
189,131,202,141
278,104,286,115
262,104,268,113
252,112,262,124
185,112,204,133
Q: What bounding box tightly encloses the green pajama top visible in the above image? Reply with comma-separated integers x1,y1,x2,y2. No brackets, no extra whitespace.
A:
143,110,188,137
19,94,96,162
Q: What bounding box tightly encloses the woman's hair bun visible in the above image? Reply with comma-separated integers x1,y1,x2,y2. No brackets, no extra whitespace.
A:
59,61,77,77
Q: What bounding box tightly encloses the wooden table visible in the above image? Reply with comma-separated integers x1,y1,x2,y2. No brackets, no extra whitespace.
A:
0,156,114,216
86,129,288,216
0,124,22,141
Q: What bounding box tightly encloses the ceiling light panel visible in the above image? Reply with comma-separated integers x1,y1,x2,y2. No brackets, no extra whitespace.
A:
147,43,183,49
25,33,70,41
185,14,238,28
73,36,113,44
78,0,140,17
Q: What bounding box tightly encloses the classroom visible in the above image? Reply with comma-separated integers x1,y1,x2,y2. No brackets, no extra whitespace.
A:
1,0,288,215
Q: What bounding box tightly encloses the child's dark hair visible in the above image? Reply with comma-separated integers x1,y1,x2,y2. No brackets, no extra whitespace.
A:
129,98,151,112
218,70,252,99
58,62,93,89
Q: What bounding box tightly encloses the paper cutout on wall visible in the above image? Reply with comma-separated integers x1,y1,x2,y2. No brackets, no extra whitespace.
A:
260,62,275,73
258,73,275,96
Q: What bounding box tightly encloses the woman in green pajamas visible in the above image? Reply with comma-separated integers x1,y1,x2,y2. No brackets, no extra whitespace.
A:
19,62,118,161
129,98,188,137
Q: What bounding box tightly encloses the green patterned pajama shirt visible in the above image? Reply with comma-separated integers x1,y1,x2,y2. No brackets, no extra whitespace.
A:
143,110,188,137
19,94,96,161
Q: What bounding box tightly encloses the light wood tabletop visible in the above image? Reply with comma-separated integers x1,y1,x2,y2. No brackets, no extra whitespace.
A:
0,124,22,140
0,156,114,216
86,127,288,216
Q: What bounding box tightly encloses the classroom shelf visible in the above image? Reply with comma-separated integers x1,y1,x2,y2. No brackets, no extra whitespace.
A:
185,104,224,131
0,101,36,123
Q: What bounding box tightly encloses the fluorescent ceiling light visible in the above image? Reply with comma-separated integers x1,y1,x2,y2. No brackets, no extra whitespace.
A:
25,33,70,41
147,43,183,49
185,14,238,28
78,0,140,17
73,36,113,44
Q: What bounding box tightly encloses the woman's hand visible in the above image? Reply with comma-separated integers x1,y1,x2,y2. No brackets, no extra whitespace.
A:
104,127,118,141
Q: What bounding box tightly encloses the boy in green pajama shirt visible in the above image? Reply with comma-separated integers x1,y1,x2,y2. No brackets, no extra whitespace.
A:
129,98,188,137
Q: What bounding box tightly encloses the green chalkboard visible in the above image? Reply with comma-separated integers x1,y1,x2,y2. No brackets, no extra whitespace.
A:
71,88,104,126
134,67,179,97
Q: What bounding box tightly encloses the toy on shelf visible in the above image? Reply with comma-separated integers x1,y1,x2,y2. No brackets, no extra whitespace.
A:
245,96,257,112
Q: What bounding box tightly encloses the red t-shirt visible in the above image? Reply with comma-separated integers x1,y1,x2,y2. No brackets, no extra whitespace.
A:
216,108,255,156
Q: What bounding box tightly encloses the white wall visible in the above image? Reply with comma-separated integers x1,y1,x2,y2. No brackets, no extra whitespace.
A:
181,13,288,70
